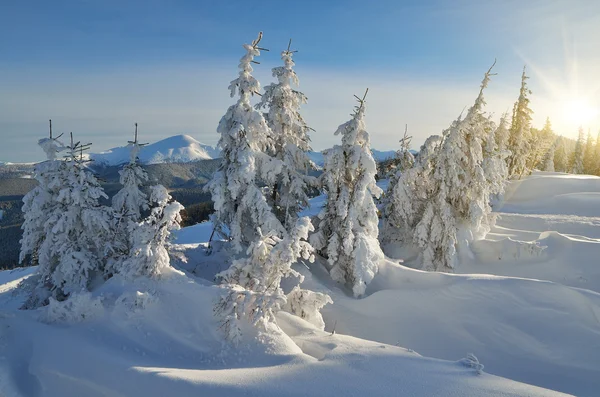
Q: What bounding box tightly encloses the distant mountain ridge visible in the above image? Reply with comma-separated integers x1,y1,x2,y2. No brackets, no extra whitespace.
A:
89,134,401,167
90,134,220,166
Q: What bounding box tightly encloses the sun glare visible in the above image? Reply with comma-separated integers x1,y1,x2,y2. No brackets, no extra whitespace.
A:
561,98,599,126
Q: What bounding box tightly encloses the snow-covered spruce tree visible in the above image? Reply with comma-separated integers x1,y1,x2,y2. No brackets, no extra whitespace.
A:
583,130,595,175
20,121,65,268
310,90,384,297
381,133,443,260
542,141,555,172
108,124,150,276
256,40,317,230
24,134,113,308
494,112,511,153
571,127,585,174
594,130,600,175
215,217,330,342
554,137,569,172
377,126,415,178
482,114,509,198
206,32,284,254
119,185,183,279
413,63,496,271
507,66,533,179
380,129,420,247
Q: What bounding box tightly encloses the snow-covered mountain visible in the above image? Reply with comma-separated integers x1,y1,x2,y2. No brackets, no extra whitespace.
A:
90,134,220,166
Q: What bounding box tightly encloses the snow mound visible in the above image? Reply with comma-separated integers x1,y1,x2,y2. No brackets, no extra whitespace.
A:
499,171,600,216
302,259,600,396
90,134,221,166
0,268,568,397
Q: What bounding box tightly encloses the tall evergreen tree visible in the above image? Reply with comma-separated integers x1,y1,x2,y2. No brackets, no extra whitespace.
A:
482,114,509,197
256,40,317,231
571,127,585,174
207,32,284,253
507,67,533,179
553,137,569,173
542,141,555,172
583,130,595,174
594,130,600,175
310,90,383,297
413,63,495,271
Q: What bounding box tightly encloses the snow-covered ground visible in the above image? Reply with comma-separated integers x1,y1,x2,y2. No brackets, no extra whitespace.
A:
1,171,600,396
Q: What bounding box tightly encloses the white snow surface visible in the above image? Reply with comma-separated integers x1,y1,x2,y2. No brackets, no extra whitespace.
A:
2,171,600,396
89,134,221,165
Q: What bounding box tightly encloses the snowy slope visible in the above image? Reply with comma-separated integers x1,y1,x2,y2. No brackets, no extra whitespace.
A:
3,171,600,396
90,134,220,166
0,269,570,397
458,171,600,293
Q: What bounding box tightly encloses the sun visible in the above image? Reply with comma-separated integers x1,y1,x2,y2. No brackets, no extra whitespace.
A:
561,98,599,126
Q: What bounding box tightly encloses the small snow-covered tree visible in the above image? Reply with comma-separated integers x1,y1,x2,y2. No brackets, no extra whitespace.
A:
571,127,585,174
20,121,65,268
215,217,327,342
119,185,183,279
377,126,415,178
206,32,284,253
507,67,533,179
25,134,113,307
310,91,383,297
108,124,150,275
256,40,317,230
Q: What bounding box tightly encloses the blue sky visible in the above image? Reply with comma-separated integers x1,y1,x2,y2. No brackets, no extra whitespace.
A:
1,0,599,162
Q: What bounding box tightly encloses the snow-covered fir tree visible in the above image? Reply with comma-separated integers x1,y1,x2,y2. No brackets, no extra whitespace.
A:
256,40,317,230
507,67,533,179
24,134,113,308
482,114,509,198
206,32,284,254
542,141,555,172
413,64,496,271
554,137,569,173
594,130,600,175
377,126,415,178
583,130,595,175
380,130,421,247
119,185,183,279
215,217,328,342
571,127,585,174
20,122,65,268
108,124,150,276
494,112,511,153
310,91,384,297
